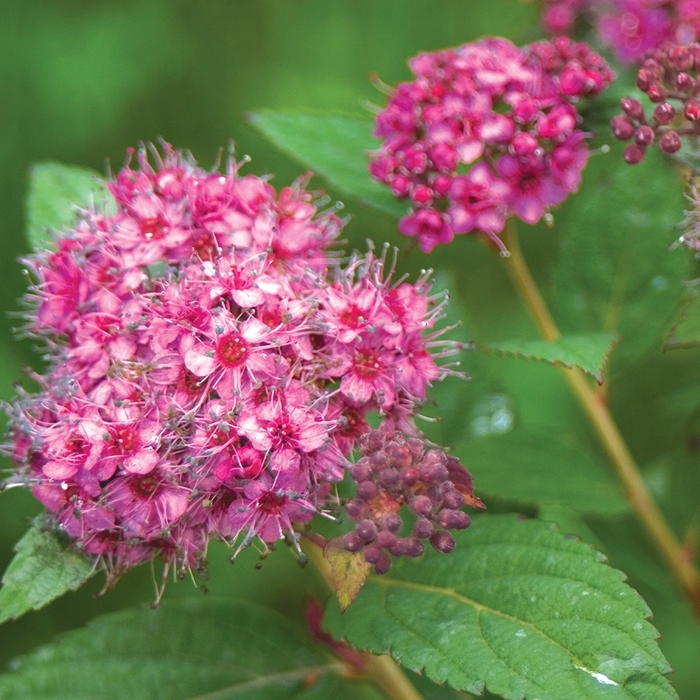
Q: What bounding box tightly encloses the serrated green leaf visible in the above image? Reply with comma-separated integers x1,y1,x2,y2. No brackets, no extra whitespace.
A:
0,598,383,700
26,161,112,249
664,285,700,349
479,333,618,383
249,110,406,218
0,515,95,624
456,429,628,514
325,514,676,700
552,146,689,372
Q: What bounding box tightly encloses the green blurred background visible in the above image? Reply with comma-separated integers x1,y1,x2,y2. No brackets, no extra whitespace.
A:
0,0,541,678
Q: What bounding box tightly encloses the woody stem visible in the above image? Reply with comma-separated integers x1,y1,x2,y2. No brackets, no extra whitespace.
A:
500,219,700,617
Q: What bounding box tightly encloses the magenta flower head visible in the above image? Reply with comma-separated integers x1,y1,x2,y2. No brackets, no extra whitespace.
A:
611,43,700,163
2,144,465,584
369,37,613,254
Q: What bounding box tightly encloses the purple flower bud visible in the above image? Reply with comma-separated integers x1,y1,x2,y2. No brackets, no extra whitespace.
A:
623,144,646,165
356,519,379,542
685,98,700,122
351,459,372,483
380,512,403,533
634,126,655,146
413,518,434,539
357,480,378,501
362,430,384,454
437,509,471,530
343,531,364,552
443,490,465,509
376,530,397,548
429,531,456,553
346,499,366,521
410,495,433,516
386,442,412,469
369,451,388,472
388,538,408,556
636,69,651,91
660,130,682,154
621,97,644,120
370,550,392,575
676,72,695,92
648,84,667,103
399,467,419,486
379,467,401,488
610,116,635,141
404,537,425,557
669,46,693,71
652,103,675,125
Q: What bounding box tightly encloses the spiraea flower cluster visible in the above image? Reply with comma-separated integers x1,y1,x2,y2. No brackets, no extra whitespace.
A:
541,0,700,64
342,424,484,574
611,43,700,163
368,37,613,253
3,144,463,582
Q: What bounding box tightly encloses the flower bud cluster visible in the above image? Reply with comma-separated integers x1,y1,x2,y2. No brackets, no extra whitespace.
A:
342,424,484,574
611,44,700,164
3,144,462,582
540,0,700,65
369,37,613,253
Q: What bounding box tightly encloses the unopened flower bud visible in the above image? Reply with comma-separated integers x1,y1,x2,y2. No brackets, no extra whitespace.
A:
634,126,655,146
621,97,644,120
660,131,682,154
686,99,700,122
379,512,402,533
676,72,695,92
343,531,364,552
404,537,425,557
362,430,384,454
669,46,693,71
647,84,667,103
437,509,471,530
410,495,433,516
388,538,408,556
379,467,401,488
369,451,388,472
653,103,675,125
610,116,635,141
399,466,418,486
356,519,379,542
346,499,365,520
413,518,434,538
376,530,396,548
386,442,412,469
442,490,465,509
636,69,651,91
364,545,391,574
357,480,378,501
429,531,456,553
623,144,646,164
351,460,372,483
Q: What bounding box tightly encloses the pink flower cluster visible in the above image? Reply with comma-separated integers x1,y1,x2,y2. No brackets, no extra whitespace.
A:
369,37,613,254
4,145,460,581
542,0,700,64
611,43,700,162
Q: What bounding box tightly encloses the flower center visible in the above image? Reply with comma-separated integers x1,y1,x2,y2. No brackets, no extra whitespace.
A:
258,490,285,514
216,332,248,368
131,473,160,498
353,350,382,379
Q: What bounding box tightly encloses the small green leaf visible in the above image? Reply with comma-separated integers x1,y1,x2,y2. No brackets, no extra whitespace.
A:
326,515,676,700
456,429,629,514
0,515,95,624
26,161,112,249
552,146,689,372
479,332,618,383
664,286,700,349
249,110,406,218
0,599,383,700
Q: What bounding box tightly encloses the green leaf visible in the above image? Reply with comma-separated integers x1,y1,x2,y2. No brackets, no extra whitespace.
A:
552,146,689,372
0,598,383,700
0,515,95,625
456,429,629,514
324,537,372,612
325,514,676,700
664,285,700,349
249,110,406,218
26,161,112,249
479,332,618,383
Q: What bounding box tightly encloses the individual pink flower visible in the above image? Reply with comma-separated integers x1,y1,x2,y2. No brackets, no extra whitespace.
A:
369,37,613,253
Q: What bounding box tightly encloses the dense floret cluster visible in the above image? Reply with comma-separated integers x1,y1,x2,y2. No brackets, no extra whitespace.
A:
369,37,612,253
342,424,484,574
611,43,700,163
3,145,463,581
541,0,700,63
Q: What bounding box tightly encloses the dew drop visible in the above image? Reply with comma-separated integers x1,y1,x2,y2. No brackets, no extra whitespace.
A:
469,393,516,437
